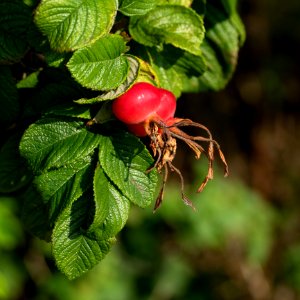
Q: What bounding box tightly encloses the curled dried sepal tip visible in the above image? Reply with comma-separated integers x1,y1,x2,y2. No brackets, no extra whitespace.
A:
146,117,229,211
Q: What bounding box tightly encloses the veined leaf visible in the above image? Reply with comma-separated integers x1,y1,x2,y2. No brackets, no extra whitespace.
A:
75,55,139,104
34,156,93,224
99,131,158,208
219,0,246,44
20,118,101,173
129,5,205,56
193,2,244,92
146,46,206,97
119,0,156,16
52,192,115,279
67,35,129,91
182,2,245,92
34,0,118,51
0,1,31,63
90,166,130,239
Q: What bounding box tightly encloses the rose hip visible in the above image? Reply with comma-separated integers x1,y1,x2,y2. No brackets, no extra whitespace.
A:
112,82,229,210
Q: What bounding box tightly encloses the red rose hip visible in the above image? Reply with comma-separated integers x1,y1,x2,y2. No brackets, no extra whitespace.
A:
112,82,161,125
111,82,228,211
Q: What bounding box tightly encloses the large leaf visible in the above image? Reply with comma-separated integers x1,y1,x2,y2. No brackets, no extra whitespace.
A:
182,2,245,92
67,35,129,91
52,192,115,279
34,0,117,51
89,166,130,239
34,157,93,224
119,0,157,16
0,67,19,125
146,46,206,96
129,5,205,56
0,1,31,63
20,117,101,173
99,131,158,208
0,134,32,193
75,55,139,104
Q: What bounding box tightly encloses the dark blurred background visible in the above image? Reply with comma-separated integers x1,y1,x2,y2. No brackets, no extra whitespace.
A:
1,0,300,299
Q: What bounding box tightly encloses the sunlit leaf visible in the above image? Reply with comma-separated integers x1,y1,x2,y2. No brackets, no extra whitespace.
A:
67,35,129,91
99,131,158,208
129,5,204,56
35,0,117,51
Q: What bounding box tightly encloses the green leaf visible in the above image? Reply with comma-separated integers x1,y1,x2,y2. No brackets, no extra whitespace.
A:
0,134,32,193
16,71,40,89
146,46,206,97
34,156,93,224
75,55,139,104
119,0,157,16
158,0,193,6
20,117,101,173
89,166,130,239
34,0,117,51
99,131,158,208
92,102,115,124
67,35,129,91
0,1,31,63
0,67,19,125
52,192,115,279
195,3,243,91
220,0,246,45
187,40,227,91
129,5,205,56
182,2,245,92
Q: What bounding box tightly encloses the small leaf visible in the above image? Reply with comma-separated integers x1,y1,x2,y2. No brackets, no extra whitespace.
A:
52,192,115,279
67,35,129,91
20,117,101,173
89,166,130,239
129,5,205,56
17,71,40,89
99,131,158,208
119,0,157,16
75,55,139,104
34,0,117,51
0,67,19,125
0,134,32,193
93,102,115,124
34,157,93,224
0,1,31,63
136,58,158,85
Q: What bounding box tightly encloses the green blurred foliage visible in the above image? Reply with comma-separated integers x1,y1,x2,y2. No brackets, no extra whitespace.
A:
0,168,279,299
